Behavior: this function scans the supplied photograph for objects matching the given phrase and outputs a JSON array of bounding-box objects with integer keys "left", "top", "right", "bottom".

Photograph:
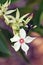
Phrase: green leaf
[
  {"left": 0, "top": 30, "right": 11, "bottom": 56},
  {"left": 40, "top": 12, "right": 43, "bottom": 26},
  {"left": 32, "top": 0, "right": 43, "bottom": 26},
  {"left": 1, "top": 29, "right": 13, "bottom": 40},
  {"left": 0, "top": 0, "right": 18, "bottom": 4},
  {"left": 31, "top": 26, "right": 43, "bottom": 36},
  {"left": 11, "top": 0, "right": 19, "bottom": 3}
]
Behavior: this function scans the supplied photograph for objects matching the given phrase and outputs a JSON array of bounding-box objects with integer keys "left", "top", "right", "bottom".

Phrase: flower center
[{"left": 19, "top": 38, "right": 24, "bottom": 44}]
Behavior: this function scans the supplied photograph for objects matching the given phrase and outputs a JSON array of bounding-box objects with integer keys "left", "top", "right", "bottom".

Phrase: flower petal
[
  {"left": 25, "top": 36, "right": 36, "bottom": 43},
  {"left": 5, "top": 9, "right": 16, "bottom": 15},
  {"left": 16, "top": 8, "right": 20, "bottom": 20},
  {"left": 4, "top": 15, "right": 10, "bottom": 25},
  {"left": 3, "top": 0, "right": 8, "bottom": 7},
  {"left": 26, "top": 13, "right": 33, "bottom": 24},
  {"left": 4, "top": 15, "right": 16, "bottom": 25},
  {"left": 19, "top": 13, "right": 30, "bottom": 23},
  {"left": 10, "top": 34, "right": 20, "bottom": 42},
  {"left": 19, "top": 28, "right": 26, "bottom": 38},
  {"left": 6, "top": 15, "right": 16, "bottom": 23},
  {"left": 21, "top": 43, "right": 29, "bottom": 54},
  {"left": 0, "top": 10, "right": 2, "bottom": 15},
  {"left": 3, "top": 0, "right": 11, "bottom": 7},
  {"left": 12, "top": 42, "right": 20, "bottom": 51}
]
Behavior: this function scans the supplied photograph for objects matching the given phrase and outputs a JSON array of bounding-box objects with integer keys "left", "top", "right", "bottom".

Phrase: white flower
[
  {"left": 10, "top": 28, "right": 36, "bottom": 55},
  {"left": 0, "top": 0, "right": 16, "bottom": 25}
]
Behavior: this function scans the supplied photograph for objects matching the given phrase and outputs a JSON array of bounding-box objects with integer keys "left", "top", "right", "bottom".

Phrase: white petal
[
  {"left": 21, "top": 43, "right": 29, "bottom": 54},
  {"left": 19, "top": 13, "right": 30, "bottom": 23},
  {"left": 3, "top": 0, "right": 11, "bottom": 7},
  {"left": 10, "top": 34, "right": 20, "bottom": 42},
  {"left": 12, "top": 42, "right": 20, "bottom": 51},
  {"left": 19, "top": 28, "right": 26, "bottom": 38},
  {"left": 26, "top": 13, "right": 33, "bottom": 24},
  {"left": 25, "top": 36, "right": 36, "bottom": 43},
  {"left": 4, "top": 15, "right": 9, "bottom": 25},
  {"left": 4, "top": 15, "right": 16, "bottom": 25},
  {"left": 3, "top": 0, "right": 8, "bottom": 7},
  {"left": 6, "top": 15, "right": 16, "bottom": 23},
  {"left": 5, "top": 9, "right": 16, "bottom": 15},
  {"left": 16, "top": 8, "right": 20, "bottom": 20},
  {"left": 0, "top": 10, "right": 2, "bottom": 15}
]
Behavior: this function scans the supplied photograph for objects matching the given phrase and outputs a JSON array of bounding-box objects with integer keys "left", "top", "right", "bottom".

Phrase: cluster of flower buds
[{"left": 0, "top": 0, "right": 36, "bottom": 55}]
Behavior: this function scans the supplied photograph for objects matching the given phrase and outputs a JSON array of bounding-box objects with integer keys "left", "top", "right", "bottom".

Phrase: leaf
[
  {"left": 32, "top": 0, "right": 43, "bottom": 26},
  {"left": 0, "top": 0, "right": 18, "bottom": 4},
  {"left": 0, "top": 30, "right": 11, "bottom": 56},
  {"left": 1, "top": 29, "right": 13, "bottom": 40},
  {"left": 40, "top": 12, "right": 43, "bottom": 26},
  {"left": 11, "top": 0, "right": 19, "bottom": 3},
  {"left": 31, "top": 26, "right": 43, "bottom": 36}
]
